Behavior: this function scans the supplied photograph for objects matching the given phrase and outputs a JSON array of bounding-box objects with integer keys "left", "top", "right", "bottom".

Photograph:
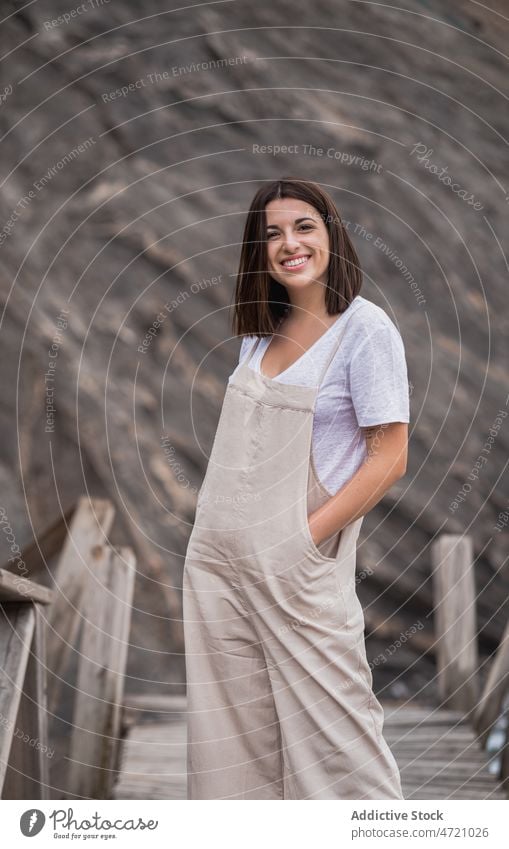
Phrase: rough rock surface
[{"left": 0, "top": 0, "right": 507, "bottom": 713}]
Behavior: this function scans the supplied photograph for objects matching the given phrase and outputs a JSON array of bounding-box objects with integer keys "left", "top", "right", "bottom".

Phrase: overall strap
[
  {"left": 315, "top": 309, "right": 354, "bottom": 389},
  {"left": 243, "top": 309, "right": 287, "bottom": 367},
  {"left": 243, "top": 335, "right": 264, "bottom": 366}
]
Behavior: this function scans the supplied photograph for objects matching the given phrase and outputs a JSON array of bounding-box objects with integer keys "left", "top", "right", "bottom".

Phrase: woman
[{"left": 183, "top": 177, "right": 409, "bottom": 800}]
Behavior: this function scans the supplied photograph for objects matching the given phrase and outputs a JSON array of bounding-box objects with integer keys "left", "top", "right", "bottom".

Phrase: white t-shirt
[{"left": 230, "top": 295, "right": 410, "bottom": 496}]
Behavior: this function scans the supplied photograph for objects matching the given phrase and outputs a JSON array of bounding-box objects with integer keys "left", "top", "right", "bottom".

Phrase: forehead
[{"left": 265, "top": 197, "right": 320, "bottom": 223}]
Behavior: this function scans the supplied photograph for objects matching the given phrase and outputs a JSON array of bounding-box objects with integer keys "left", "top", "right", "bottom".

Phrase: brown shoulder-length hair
[{"left": 232, "top": 177, "right": 363, "bottom": 338}]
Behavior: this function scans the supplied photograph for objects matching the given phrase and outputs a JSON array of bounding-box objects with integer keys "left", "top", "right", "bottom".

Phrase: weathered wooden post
[
  {"left": 1, "top": 499, "right": 137, "bottom": 800},
  {"left": 431, "top": 533, "right": 479, "bottom": 711},
  {"left": 46, "top": 497, "right": 115, "bottom": 713},
  {"left": 473, "top": 618, "right": 509, "bottom": 745},
  {"left": 0, "top": 570, "right": 53, "bottom": 799},
  {"left": 473, "top": 616, "right": 509, "bottom": 795},
  {"left": 66, "top": 544, "right": 136, "bottom": 799},
  {"left": 500, "top": 731, "right": 509, "bottom": 795}
]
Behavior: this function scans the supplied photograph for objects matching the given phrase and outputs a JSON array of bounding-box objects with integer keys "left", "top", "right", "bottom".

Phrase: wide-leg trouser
[{"left": 183, "top": 556, "right": 403, "bottom": 800}]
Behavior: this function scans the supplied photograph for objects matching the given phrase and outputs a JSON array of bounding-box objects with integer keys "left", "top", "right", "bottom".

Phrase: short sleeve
[{"left": 349, "top": 321, "right": 410, "bottom": 427}]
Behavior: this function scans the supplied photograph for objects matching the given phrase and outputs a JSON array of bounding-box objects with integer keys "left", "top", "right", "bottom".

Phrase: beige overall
[{"left": 183, "top": 318, "right": 404, "bottom": 800}]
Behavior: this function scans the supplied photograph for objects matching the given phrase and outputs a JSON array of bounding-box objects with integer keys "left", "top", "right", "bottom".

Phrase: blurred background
[{"left": 0, "top": 0, "right": 508, "bottom": 799}]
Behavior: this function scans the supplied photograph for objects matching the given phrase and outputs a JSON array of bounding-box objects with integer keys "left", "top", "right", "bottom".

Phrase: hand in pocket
[{"left": 307, "top": 510, "right": 324, "bottom": 548}]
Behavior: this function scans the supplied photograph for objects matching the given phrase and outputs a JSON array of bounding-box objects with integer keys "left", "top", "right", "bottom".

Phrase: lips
[{"left": 280, "top": 254, "right": 311, "bottom": 269}]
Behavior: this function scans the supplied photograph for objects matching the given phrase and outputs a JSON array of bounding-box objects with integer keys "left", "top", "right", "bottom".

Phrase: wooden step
[{"left": 111, "top": 698, "right": 507, "bottom": 800}]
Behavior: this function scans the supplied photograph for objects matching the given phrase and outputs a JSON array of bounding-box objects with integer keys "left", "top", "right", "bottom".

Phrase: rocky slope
[{"left": 0, "top": 0, "right": 508, "bottom": 710}]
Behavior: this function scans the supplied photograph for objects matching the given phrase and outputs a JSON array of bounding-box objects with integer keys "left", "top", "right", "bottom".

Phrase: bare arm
[{"left": 308, "top": 421, "right": 408, "bottom": 546}]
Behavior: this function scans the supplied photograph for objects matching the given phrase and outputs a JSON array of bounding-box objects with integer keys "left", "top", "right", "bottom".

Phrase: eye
[{"left": 266, "top": 224, "right": 313, "bottom": 239}]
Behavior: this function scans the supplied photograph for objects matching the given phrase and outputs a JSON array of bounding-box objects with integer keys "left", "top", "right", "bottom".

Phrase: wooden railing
[
  {"left": 0, "top": 571, "right": 52, "bottom": 798},
  {"left": 2, "top": 519, "right": 507, "bottom": 798},
  {"left": 0, "top": 497, "right": 136, "bottom": 799},
  {"left": 431, "top": 533, "right": 509, "bottom": 795}
]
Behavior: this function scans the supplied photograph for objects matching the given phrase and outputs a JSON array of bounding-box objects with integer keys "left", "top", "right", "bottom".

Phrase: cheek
[
  {"left": 307, "top": 232, "right": 327, "bottom": 250},
  {"left": 317, "top": 239, "right": 330, "bottom": 261},
  {"left": 268, "top": 245, "right": 281, "bottom": 267},
  {"left": 309, "top": 240, "right": 329, "bottom": 262}
]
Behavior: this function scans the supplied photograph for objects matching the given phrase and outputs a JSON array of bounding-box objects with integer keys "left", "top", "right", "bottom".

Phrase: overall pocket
[{"left": 303, "top": 513, "right": 342, "bottom": 563}]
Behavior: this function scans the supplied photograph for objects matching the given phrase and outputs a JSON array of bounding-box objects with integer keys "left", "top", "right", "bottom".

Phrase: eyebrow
[{"left": 266, "top": 217, "right": 316, "bottom": 230}]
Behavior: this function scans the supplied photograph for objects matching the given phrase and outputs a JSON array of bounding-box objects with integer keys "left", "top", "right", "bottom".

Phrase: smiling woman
[
  {"left": 233, "top": 176, "right": 362, "bottom": 337},
  {"left": 267, "top": 209, "right": 329, "bottom": 279},
  {"left": 183, "top": 177, "right": 409, "bottom": 801}
]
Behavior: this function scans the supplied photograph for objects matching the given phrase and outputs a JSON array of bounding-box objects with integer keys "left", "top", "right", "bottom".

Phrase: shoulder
[
  {"left": 343, "top": 296, "right": 405, "bottom": 350},
  {"left": 347, "top": 295, "right": 403, "bottom": 334}
]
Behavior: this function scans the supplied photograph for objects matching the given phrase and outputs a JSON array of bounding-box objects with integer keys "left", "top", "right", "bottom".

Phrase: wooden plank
[
  {"left": 110, "top": 698, "right": 508, "bottom": 801},
  {"left": 402, "top": 776, "right": 502, "bottom": 789},
  {"left": 385, "top": 727, "right": 479, "bottom": 739},
  {"left": 112, "top": 717, "right": 187, "bottom": 801},
  {"left": 0, "top": 605, "right": 35, "bottom": 796},
  {"left": 387, "top": 744, "right": 493, "bottom": 758},
  {"left": 0, "top": 569, "right": 53, "bottom": 605},
  {"left": 122, "top": 693, "right": 187, "bottom": 724},
  {"left": 0, "top": 503, "right": 75, "bottom": 581},
  {"left": 66, "top": 545, "right": 136, "bottom": 799},
  {"left": 404, "top": 788, "right": 503, "bottom": 799},
  {"left": 385, "top": 735, "right": 482, "bottom": 747},
  {"left": 2, "top": 605, "right": 50, "bottom": 799},
  {"left": 473, "top": 618, "right": 509, "bottom": 745},
  {"left": 46, "top": 497, "right": 115, "bottom": 713},
  {"left": 386, "top": 728, "right": 474, "bottom": 738},
  {"left": 396, "top": 758, "right": 497, "bottom": 774},
  {"left": 389, "top": 748, "right": 484, "bottom": 761},
  {"left": 500, "top": 730, "right": 509, "bottom": 794},
  {"left": 431, "top": 534, "right": 479, "bottom": 711},
  {"left": 383, "top": 707, "right": 467, "bottom": 721},
  {"left": 123, "top": 693, "right": 187, "bottom": 713},
  {"left": 385, "top": 698, "right": 507, "bottom": 800}
]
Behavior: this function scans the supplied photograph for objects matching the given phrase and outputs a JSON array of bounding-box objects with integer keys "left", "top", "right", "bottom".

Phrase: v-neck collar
[{"left": 258, "top": 297, "right": 360, "bottom": 380}]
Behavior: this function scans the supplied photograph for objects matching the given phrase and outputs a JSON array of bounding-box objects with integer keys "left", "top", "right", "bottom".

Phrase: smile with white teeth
[{"left": 281, "top": 255, "right": 311, "bottom": 268}]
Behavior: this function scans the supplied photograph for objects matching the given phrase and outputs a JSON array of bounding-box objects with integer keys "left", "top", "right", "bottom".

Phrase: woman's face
[{"left": 265, "top": 197, "right": 330, "bottom": 291}]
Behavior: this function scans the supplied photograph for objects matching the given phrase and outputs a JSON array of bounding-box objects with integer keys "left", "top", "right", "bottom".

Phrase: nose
[{"left": 280, "top": 229, "right": 302, "bottom": 253}]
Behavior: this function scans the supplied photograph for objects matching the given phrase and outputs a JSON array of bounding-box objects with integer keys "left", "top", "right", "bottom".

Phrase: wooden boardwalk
[
  {"left": 111, "top": 695, "right": 506, "bottom": 800},
  {"left": 3, "top": 515, "right": 507, "bottom": 801},
  {"left": 112, "top": 695, "right": 187, "bottom": 800},
  {"left": 382, "top": 702, "right": 505, "bottom": 800}
]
